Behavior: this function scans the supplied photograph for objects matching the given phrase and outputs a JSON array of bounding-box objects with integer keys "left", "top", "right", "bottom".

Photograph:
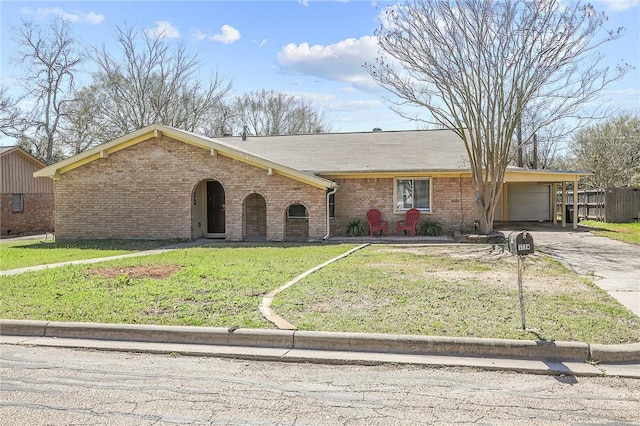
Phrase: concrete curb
[
  {"left": 293, "top": 331, "right": 590, "bottom": 361},
  {"left": 2, "top": 319, "right": 638, "bottom": 363},
  {"left": 590, "top": 342, "right": 640, "bottom": 364}
]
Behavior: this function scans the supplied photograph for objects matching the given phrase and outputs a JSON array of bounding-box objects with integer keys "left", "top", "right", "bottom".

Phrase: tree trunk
[{"left": 476, "top": 201, "right": 495, "bottom": 234}]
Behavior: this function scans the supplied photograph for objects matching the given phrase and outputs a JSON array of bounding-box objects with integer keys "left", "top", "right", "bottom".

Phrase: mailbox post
[{"left": 507, "top": 231, "right": 534, "bottom": 330}]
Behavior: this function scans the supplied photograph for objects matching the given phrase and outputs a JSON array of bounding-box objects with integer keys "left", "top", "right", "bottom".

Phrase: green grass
[
  {"left": 0, "top": 244, "right": 355, "bottom": 328},
  {"left": 1, "top": 243, "right": 638, "bottom": 344},
  {"left": 579, "top": 221, "right": 640, "bottom": 245},
  {"left": 273, "top": 245, "right": 640, "bottom": 344},
  {"left": 0, "top": 239, "right": 176, "bottom": 271}
]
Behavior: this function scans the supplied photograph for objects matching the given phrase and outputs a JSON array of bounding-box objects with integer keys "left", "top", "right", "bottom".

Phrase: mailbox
[{"left": 508, "top": 231, "right": 534, "bottom": 255}]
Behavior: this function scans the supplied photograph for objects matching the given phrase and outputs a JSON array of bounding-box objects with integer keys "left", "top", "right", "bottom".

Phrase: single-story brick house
[
  {"left": 33, "top": 124, "right": 587, "bottom": 241},
  {"left": 1, "top": 146, "right": 54, "bottom": 236}
]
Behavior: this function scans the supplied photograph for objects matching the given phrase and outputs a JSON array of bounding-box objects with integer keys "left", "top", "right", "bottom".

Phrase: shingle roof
[{"left": 221, "top": 129, "right": 470, "bottom": 174}]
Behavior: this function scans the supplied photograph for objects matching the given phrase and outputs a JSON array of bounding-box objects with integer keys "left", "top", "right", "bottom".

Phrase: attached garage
[{"left": 507, "top": 184, "right": 551, "bottom": 221}]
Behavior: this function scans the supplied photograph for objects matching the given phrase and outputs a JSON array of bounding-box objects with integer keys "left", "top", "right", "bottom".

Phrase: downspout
[{"left": 323, "top": 185, "right": 338, "bottom": 241}]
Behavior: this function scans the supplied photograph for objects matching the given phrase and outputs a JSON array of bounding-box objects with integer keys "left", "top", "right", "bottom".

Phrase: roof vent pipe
[
  {"left": 241, "top": 126, "right": 247, "bottom": 141},
  {"left": 372, "top": 127, "right": 382, "bottom": 132}
]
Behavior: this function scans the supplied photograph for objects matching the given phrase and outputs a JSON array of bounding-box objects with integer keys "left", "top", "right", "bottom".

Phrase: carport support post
[
  {"left": 518, "top": 255, "right": 526, "bottom": 330},
  {"left": 552, "top": 183, "right": 558, "bottom": 225},
  {"left": 561, "top": 182, "right": 567, "bottom": 228},
  {"left": 573, "top": 176, "right": 579, "bottom": 229}
]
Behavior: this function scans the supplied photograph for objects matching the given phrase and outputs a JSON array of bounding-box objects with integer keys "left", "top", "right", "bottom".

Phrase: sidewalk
[{"left": 2, "top": 320, "right": 639, "bottom": 378}]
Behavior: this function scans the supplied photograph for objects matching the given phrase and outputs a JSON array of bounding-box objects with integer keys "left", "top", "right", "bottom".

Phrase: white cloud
[
  {"left": 277, "top": 36, "right": 380, "bottom": 90},
  {"left": 193, "top": 24, "right": 241, "bottom": 44},
  {"left": 212, "top": 24, "right": 241, "bottom": 44},
  {"left": 329, "top": 99, "right": 383, "bottom": 111},
  {"left": 23, "top": 7, "right": 104, "bottom": 24},
  {"left": 299, "top": 0, "right": 310, "bottom": 6},
  {"left": 252, "top": 38, "right": 268, "bottom": 47},
  {"left": 192, "top": 29, "right": 208, "bottom": 41},
  {"left": 145, "top": 21, "right": 180, "bottom": 39},
  {"left": 604, "top": 88, "right": 640, "bottom": 96},
  {"left": 594, "top": 0, "right": 640, "bottom": 11}
]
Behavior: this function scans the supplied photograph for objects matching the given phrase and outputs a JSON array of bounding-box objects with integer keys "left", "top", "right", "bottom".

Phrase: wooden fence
[{"left": 557, "top": 188, "right": 640, "bottom": 223}]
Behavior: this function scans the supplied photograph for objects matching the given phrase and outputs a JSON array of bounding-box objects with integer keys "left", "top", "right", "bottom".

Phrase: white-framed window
[
  {"left": 287, "top": 203, "right": 308, "bottom": 219},
  {"left": 395, "top": 178, "right": 431, "bottom": 212},
  {"left": 11, "top": 194, "right": 24, "bottom": 212}
]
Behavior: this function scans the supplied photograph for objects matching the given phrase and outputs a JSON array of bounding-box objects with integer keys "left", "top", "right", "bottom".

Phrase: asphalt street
[{"left": 2, "top": 345, "right": 640, "bottom": 425}]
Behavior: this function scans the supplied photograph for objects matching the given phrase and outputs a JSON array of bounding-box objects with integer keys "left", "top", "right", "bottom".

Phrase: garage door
[{"left": 508, "top": 184, "right": 550, "bottom": 221}]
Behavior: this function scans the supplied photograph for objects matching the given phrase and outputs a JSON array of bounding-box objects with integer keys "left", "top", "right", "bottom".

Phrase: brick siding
[
  {"left": 330, "top": 176, "right": 477, "bottom": 236},
  {"left": 54, "top": 136, "right": 327, "bottom": 241},
  {"left": 1, "top": 193, "right": 54, "bottom": 235}
]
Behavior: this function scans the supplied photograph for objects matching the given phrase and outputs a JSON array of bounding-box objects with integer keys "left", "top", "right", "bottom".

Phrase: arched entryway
[
  {"left": 285, "top": 203, "right": 309, "bottom": 241},
  {"left": 244, "top": 193, "right": 267, "bottom": 241},
  {"left": 192, "top": 180, "right": 226, "bottom": 239}
]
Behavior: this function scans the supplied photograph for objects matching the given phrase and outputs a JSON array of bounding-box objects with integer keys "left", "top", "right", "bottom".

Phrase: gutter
[{"left": 323, "top": 186, "right": 338, "bottom": 241}]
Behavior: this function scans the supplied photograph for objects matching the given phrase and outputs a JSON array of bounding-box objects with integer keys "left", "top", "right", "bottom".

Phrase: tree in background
[
  {"left": 0, "top": 87, "right": 23, "bottom": 138},
  {"left": 571, "top": 113, "right": 640, "bottom": 189},
  {"left": 366, "top": 0, "right": 628, "bottom": 233},
  {"left": 233, "top": 90, "right": 330, "bottom": 136},
  {"left": 58, "top": 84, "right": 121, "bottom": 155},
  {"left": 11, "top": 18, "right": 84, "bottom": 164},
  {"left": 90, "top": 25, "right": 231, "bottom": 135},
  {"left": 511, "top": 107, "right": 573, "bottom": 170}
]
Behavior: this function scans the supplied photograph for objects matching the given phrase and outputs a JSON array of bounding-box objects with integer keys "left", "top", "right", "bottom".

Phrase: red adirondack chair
[
  {"left": 397, "top": 208, "right": 420, "bottom": 236},
  {"left": 367, "top": 209, "right": 389, "bottom": 236}
]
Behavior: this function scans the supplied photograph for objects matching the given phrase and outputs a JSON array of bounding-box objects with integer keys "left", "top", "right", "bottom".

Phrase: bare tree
[
  {"left": 366, "top": 0, "right": 628, "bottom": 233},
  {"left": 58, "top": 84, "right": 121, "bottom": 155},
  {"left": 234, "top": 90, "right": 330, "bottom": 136},
  {"left": 0, "top": 87, "right": 24, "bottom": 138},
  {"left": 512, "top": 109, "right": 572, "bottom": 170},
  {"left": 11, "top": 18, "right": 84, "bottom": 164},
  {"left": 91, "top": 25, "right": 231, "bottom": 134},
  {"left": 571, "top": 113, "right": 640, "bottom": 189},
  {"left": 198, "top": 101, "right": 239, "bottom": 138}
]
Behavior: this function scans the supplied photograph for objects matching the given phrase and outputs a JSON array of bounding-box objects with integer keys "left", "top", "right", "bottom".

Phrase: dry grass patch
[
  {"left": 93, "top": 265, "right": 182, "bottom": 280},
  {"left": 381, "top": 245, "right": 593, "bottom": 295}
]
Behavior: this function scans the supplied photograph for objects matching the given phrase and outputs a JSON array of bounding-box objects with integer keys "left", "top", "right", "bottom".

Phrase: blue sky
[{"left": 1, "top": 0, "right": 639, "bottom": 135}]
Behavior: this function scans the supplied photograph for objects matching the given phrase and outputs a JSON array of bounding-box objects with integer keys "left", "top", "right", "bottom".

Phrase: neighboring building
[
  {"left": 1, "top": 146, "right": 54, "bottom": 236},
  {"left": 34, "top": 124, "right": 587, "bottom": 241}
]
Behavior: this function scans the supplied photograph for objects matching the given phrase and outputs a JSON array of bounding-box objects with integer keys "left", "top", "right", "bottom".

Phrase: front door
[{"left": 206, "top": 181, "right": 225, "bottom": 234}]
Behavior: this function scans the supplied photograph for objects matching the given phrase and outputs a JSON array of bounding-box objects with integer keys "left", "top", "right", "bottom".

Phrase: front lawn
[
  {"left": 1, "top": 243, "right": 638, "bottom": 344},
  {"left": 0, "top": 244, "right": 354, "bottom": 328},
  {"left": 579, "top": 221, "right": 640, "bottom": 245},
  {"left": 0, "top": 239, "right": 176, "bottom": 271},
  {"left": 273, "top": 245, "right": 640, "bottom": 344}
]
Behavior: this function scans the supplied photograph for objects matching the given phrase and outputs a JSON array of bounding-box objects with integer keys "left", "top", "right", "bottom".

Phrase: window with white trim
[
  {"left": 11, "top": 194, "right": 24, "bottom": 212},
  {"left": 395, "top": 178, "right": 430, "bottom": 211}
]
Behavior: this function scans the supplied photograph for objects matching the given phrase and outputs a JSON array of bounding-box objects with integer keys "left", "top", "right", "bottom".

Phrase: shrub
[
  {"left": 417, "top": 219, "right": 443, "bottom": 236},
  {"left": 345, "top": 218, "right": 366, "bottom": 237}
]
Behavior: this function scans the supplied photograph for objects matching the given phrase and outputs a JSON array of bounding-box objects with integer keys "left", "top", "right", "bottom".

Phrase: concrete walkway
[{"left": 498, "top": 224, "right": 640, "bottom": 317}]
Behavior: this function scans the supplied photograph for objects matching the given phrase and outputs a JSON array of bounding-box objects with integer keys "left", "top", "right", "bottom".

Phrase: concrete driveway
[{"left": 498, "top": 223, "right": 640, "bottom": 317}]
